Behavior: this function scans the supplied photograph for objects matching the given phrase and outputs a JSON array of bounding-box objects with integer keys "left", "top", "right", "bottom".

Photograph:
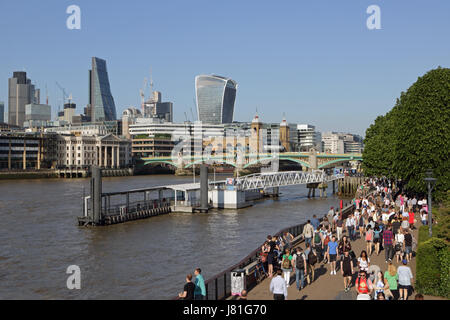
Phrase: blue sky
[{"left": 0, "top": 0, "right": 449, "bottom": 135}]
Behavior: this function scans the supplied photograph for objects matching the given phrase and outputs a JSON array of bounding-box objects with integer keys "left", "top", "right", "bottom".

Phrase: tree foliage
[{"left": 363, "top": 67, "right": 450, "bottom": 201}]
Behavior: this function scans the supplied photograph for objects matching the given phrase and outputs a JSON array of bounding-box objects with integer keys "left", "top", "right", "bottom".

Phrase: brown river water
[{"left": 0, "top": 174, "right": 343, "bottom": 299}]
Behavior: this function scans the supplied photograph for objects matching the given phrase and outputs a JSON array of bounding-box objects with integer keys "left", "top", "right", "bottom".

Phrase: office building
[
  {"left": 195, "top": 75, "right": 237, "bottom": 124},
  {"left": 0, "top": 101, "right": 4, "bottom": 123},
  {"left": 122, "top": 107, "right": 142, "bottom": 139},
  {"left": 322, "top": 132, "right": 364, "bottom": 154},
  {"left": 24, "top": 103, "right": 52, "bottom": 128},
  {"left": 45, "top": 120, "right": 122, "bottom": 137},
  {"left": 0, "top": 132, "right": 58, "bottom": 170},
  {"left": 129, "top": 118, "right": 225, "bottom": 142},
  {"left": 56, "top": 133, "right": 131, "bottom": 169},
  {"left": 295, "top": 124, "right": 322, "bottom": 152},
  {"left": 8, "top": 71, "right": 39, "bottom": 127},
  {"left": 87, "top": 57, "right": 117, "bottom": 122},
  {"left": 143, "top": 91, "right": 173, "bottom": 122}
]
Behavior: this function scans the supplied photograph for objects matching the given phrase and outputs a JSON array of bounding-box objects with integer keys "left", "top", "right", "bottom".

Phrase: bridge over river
[{"left": 139, "top": 152, "right": 362, "bottom": 170}]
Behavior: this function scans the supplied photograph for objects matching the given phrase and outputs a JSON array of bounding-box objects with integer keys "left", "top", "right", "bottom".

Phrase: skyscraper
[
  {"left": 0, "top": 102, "right": 4, "bottom": 123},
  {"left": 195, "top": 75, "right": 237, "bottom": 124},
  {"left": 87, "top": 57, "right": 117, "bottom": 122},
  {"left": 8, "top": 71, "right": 38, "bottom": 127}
]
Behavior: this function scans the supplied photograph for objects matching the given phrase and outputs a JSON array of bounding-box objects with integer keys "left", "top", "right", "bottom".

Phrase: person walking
[
  {"left": 373, "top": 226, "right": 382, "bottom": 255},
  {"left": 327, "top": 236, "right": 338, "bottom": 275},
  {"left": 365, "top": 226, "right": 374, "bottom": 256},
  {"left": 395, "top": 228, "right": 405, "bottom": 263},
  {"left": 403, "top": 229, "right": 413, "bottom": 263},
  {"left": 178, "top": 274, "right": 195, "bottom": 300},
  {"left": 305, "top": 243, "right": 318, "bottom": 284},
  {"left": 358, "top": 210, "right": 366, "bottom": 239},
  {"left": 336, "top": 213, "right": 344, "bottom": 241},
  {"left": 322, "top": 226, "right": 332, "bottom": 264},
  {"left": 408, "top": 209, "right": 416, "bottom": 230},
  {"left": 346, "top": 214, "right": 356, "bottom": 241},
  {"left": 313, "top": 226, "right": 323, "bottom": 262},
  {"left": 194, "top": 268, "right": 206, "bottom": 300},
  {"left": 270, "top": 269, "right": 288, "bottom": 300},
  {"left": 338, "top": 236, "right": 352, "bottom": 262},
  {"left": 397, "top": 259, "right": 414, "bottom": 300},
  {"left": 327, "top": 207, "right": 335, "bottom": 231},
  {"left": 355, "top": 271, "right": 373, "bottom": 297},
  {"left": 340, "top": 250, "right": 354, "bottom": 292},
  {"left": 267, "top": 235, "right": 279, "bottom": 278},
  {"left": 281, "top": 248, "right": 293, "bottom": 287},
  {"left": 293, "top": 247, "right": 307, "bottom": 291},
  {"left": 282, "top": 231, "right": 294, "bottom": 251},
  {"left": 382, "top": 225, "right": 394, "bottom": 263},
  {"left": 311, "top": 215, "right": 320, "bottom": 231},
  {"left": 357, "top": 250, "right": 370, "bottom": 273},
  {"left": 384, "top": 263, "right": 399, "bottom": 300},
  {"left": 302, "top": 220, "right": 314, "bottom": 247}
]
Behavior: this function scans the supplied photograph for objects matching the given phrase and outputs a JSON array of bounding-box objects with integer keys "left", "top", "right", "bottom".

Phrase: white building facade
[{"left": 56, "top": 133, "right": 131, "bottom": 168}]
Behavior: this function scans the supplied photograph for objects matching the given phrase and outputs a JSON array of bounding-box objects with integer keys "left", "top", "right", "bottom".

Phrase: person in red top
[
  {"left": 355, "top": 271, "right": 373, "bottom": 296},
  {"left": 408, "top": 210, "right": 415, "bottom": 230}
]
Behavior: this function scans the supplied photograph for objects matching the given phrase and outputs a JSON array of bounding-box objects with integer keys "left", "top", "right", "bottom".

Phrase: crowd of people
[
  {"left": 178, "top": 177, "right": 429, "bottom": 301},
  {"left": 267, "top": 177, "right": 428, "bottom": 300}
]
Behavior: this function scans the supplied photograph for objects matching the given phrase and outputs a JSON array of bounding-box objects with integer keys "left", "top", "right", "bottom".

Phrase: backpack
[
  {"left": 296, "top": 253, "right": 305, "bottom": 269},
  {"left": 314, "top": 232, "right": 321, "bottom": 244},
  {"left": 282, "top": 256, "right": 291, "bottom": 269},
  {"left": 324, "top": 235, "right": 330, "bottom": 246},
  {"left": 308, "top": 251, "right": 317, "bottom": 265}
]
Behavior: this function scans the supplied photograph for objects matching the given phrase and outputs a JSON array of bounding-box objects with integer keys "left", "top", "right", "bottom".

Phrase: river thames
[{"left": 0, "top": 174, "right": 343, "bottom": 299}]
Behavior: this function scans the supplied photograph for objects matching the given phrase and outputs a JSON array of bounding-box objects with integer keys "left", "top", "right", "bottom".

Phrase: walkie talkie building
[{"left": 195, "top": 75, "right": 237, "bottom": 124}]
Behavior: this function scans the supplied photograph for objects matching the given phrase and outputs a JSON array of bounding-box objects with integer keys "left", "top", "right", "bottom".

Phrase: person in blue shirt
[
  {"left": 327, "top": 236, "right": 339, "bottom": 275},
  {"left": 194, "top": 268, "right": 206, "bottom": 300},
  {"left": 311, "top": 215, "right": 320, "bottom": 231}
]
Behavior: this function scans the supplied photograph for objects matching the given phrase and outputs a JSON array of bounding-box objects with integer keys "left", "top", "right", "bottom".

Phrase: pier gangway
[{"left": 234, "top": 170, "right": 344, "bottom": 191}]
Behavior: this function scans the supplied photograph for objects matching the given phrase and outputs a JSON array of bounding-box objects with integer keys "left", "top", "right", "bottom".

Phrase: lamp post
[{"left": 424, "top": 169, "right": 437, "bottom": 237}]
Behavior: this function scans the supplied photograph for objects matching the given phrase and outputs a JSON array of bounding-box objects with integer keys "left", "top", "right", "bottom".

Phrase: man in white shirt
[
  {"left": 270, "top": 269, "right": 288, "bottom": 300},
  {"left": 397, "top": 259, "right": 414, "bottom": 300}
]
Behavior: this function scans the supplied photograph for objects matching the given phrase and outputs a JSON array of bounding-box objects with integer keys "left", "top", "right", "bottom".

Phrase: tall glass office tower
[
  {"left": 89, "top": 57, "right": 117, "bottom": 122},
  {"left": 195, "top": 75, "right": 237, "bottom": 124}
]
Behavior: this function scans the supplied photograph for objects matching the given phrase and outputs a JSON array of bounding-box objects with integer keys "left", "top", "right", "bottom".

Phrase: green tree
[{"left": 363, "top": 67, "right": 450, "bottom": 200}]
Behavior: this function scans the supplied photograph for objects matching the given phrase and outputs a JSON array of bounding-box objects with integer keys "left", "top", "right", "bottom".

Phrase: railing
[
  {"left": 234, "top": 170, "right": 344, "bottom": 191},
  {"left": 102, "top": 199, "right": 170, "bottom": 216}
]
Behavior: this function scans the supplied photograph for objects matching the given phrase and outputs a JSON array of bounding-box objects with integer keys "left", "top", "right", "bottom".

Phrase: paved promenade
[{"left": 247, "top": 218, "right": 420, "bottom": 300}]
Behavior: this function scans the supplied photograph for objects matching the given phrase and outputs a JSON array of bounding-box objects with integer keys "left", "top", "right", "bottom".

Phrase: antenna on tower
[{"left": 45, "top": 84, "right": 49, "bottom": 105}]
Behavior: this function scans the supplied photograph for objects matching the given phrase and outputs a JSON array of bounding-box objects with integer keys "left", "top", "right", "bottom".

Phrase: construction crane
[
  {"left": 55, "top": 81, "right": 69, "bottom": 106},
  {"left": 140, "top": 77, "right": 147, "bottom": 114},
  {"left": 149, "top": 68, "right": 154, "bottom": 96}
]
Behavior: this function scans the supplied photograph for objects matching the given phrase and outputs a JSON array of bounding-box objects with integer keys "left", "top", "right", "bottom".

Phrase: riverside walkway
[{"left": 247, "top": 215, "right": 420, "bottom": 300}]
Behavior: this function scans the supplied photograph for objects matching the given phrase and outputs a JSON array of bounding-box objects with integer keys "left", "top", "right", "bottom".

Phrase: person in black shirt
[
  {"left": 392, "top": 215, "right": 401, "bottom": 234},
  {"left": 267, "top": 236, "right": 279, "bottom": 278},
  {"left": 179, "top": 274, "right": 195, "bottom": 300},
  {"left": 404, "top": 230, "right": 413, "bottom": 262}
]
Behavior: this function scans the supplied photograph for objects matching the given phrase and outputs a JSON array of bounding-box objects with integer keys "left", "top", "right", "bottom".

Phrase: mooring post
[
  {"left": 91, "top": 166, "right": 102, "bottom": 225},
  {"left": 200, "top": 164, "right": 209, "bottom": 212}
]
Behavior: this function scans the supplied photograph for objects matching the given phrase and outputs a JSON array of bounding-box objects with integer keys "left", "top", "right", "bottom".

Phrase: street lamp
[{"left": 424, "top": 169, "right": 437, "bottom": 237}]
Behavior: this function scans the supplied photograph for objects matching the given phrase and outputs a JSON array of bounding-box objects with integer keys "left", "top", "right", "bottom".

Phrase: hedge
[{"left": 416, "top": 235, "right": 449, "bottom": 298}]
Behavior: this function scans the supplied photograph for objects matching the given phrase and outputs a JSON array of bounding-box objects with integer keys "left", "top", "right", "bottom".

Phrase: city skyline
[{"left": 1, "top": 1, "right": 449, "bottom": 135}]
